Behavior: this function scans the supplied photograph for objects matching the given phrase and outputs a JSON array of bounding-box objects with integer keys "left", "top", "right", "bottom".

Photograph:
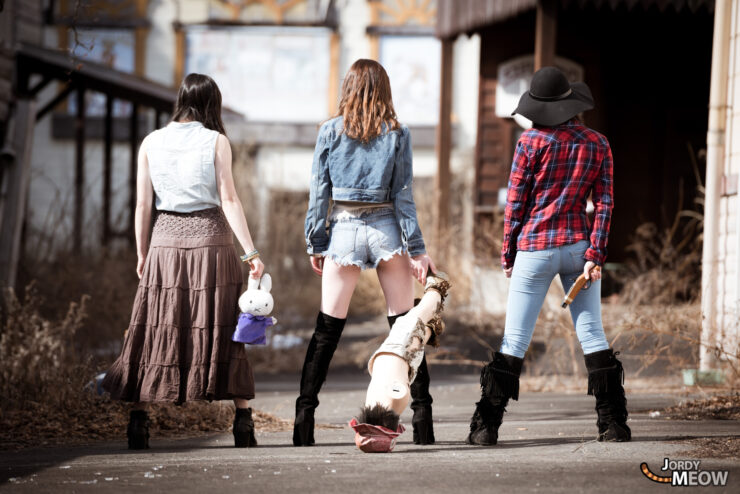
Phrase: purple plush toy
[{"left": 233, "top": 273, "right": 277, "bottom": 345}]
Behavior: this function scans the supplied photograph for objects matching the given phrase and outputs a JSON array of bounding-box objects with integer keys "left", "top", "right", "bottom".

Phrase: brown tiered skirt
[{"left": 102, "top": 207, "right": 255, "bottom": 403}]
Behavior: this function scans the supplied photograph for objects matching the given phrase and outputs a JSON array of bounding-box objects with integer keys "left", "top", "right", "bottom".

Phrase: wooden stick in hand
[{"left": 562, "top": 266, "right": 601, "bottom": 308}]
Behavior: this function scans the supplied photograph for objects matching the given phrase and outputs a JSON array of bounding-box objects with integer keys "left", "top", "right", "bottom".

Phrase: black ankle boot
[
  {"left": 388, "top": 311, "right": 435, "bottom": 445},
  {"left": 584, "top": 349, "right": 631, "bottom": 442},
  {"left": 467, "top": 352, "right": 522, "bottom": 446},
  {"left": 127, "top": 410, "right": 150, "bottom": 450},
  {"left": 233, "top": 408, "right": 257, "bottom": 447},
  {"left": 293, "top": 312, "right": 346, "bottom": 446}
]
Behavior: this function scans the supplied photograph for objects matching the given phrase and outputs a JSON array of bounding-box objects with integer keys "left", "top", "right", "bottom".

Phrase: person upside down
[{"left": 351, "top": 271, "right": 450, "bottom": 453}]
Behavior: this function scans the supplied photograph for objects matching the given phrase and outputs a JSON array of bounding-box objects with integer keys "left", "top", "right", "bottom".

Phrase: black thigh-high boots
[
  {"left": 467, "top": 352, "right": 523, "bottom": 446},
  {"left": 584, "top": 349, "right": 631, "bottom": 442},
  {"left": 293, "top": 312, "right": 346, "bottom": 446},
  {"left": 387, "top": 311, "right": 435, "bottom": 445}
]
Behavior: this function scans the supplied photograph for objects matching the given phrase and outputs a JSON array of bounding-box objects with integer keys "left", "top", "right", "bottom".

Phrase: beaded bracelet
[{"left": 240, "top": 250, "right": 259, "bottom": 263}]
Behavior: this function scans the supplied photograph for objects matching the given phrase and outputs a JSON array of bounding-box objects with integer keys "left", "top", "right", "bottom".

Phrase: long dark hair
[
  {"left": 171, "top": 73, "right": 226, "bottom": 135},
  {"left": 333, "top": 59, "right": 400, "bottom": 143}
]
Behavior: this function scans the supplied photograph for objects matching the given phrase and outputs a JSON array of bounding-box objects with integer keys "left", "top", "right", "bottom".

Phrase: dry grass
[
  {"left": 661, "top": 394, "right": 740, "bottom": 421},
  {"left": 0, "top": 282, "right": 292, "bottom": 451},
  {"left": 613, "top": 220, "right": 702, "bottom": 305},
  {"left": 667, "top": 394, "right": 740, "bottom": 459},
  {"left": 614, "top": 146, "right": 704, "bottom": 306},
  {"left": 676, "top": 437, "right": 740, "bottom": 459},
  {"left": 0, "top": 284, "right": 90, "bottom": 410},
  {"left": 16, "top": 251, "right": 140, "bottom": 358}
]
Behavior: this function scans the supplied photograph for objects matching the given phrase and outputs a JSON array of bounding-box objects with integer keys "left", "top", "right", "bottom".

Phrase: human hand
[
  {"left": 503, "top": 266, "right": 513, "bottom": 278},
  {"left": 410, "top": 253, "right": 437, "bottom": 285},
  {"left": 584, "top": 261, "right": 602, "bottom": 281},
  {"left": 136, "top": 255, "right": 146, "bottom": 279},
  {"left": 310, "top": 255, "right": 324, "bottom": 276},
  {"left": 249, "top": 257, "right": 265, "bottom": 279}
]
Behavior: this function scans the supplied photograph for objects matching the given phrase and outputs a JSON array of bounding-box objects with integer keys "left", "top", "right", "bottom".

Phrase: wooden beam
[
  {"left": 74, "top": 86, "right": 85, "bottom": 251},
  {"left": 135, "top": 0, "right": 149, "bottom": 77},
  {"left": 53, "top": 16, "right": 151, "bottom": 28},
  {"left": 102, "top": 95, "right": 113, "bottom": 246},
  {"left": 128, "top": 104, "right": 139, "bottom": 244},
  {"left": 328, "top": 31, "right": 340, "bottom": 116},
  {"left": 534, "top": 0, "right": 557, "bottom": 70},
  {"left": 135, "top": 27, "right": 148, "bottom": 77},
  {"left": 27, "top": 74, "right": 54, "bottom": 97},
  {"left": 35, "top": 81, "right": 75, "bottom": 120},
  {"left": 56, "top": 20, "right": 68, "bottom": 113},
  {"left": 434, "top": 38, "right": 453, "bottom": 253},
  {"left": 369, "top": 36, "right": 379, "bottom": 61},
  {"left": 0, "top": 99, "right": 36, "bottom": 290},
  {"left": 368, "top": 3, "right": 380, "bottom": 61},
  {"left": 173, "top": 22, "right": 185, "bottom": 87}
]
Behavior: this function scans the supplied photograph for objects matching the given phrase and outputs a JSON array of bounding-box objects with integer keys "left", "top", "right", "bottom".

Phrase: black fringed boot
[
  {"left": 466, "top": 352, "right": 523, "bottom": 446},
  {"left": 127, "top": 410, "right": 150, "bottom": 450},
  {"left": 233, "top": 408, "right": 258, "bottom": 448},
  {"left": 388, "top": 311, "right": 435, "bottom": 445},
  {"left": 584, "top": 349, "right": 631, "bottom": 442},
  {"left": 293, "top": 312, "right": 346, "bottom": 446}
]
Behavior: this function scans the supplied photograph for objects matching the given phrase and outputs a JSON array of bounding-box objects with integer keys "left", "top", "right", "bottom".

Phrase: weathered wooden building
[
  {"left": 434, "top": 0, "right": 740, "bottom": 372},
  {"left": 0, "top": 0, "right": 178, "bottom": 289},
  {"left": 435, "top": 0, "right": 714, "bottom": 263},
  {"left": 0, "top": 0, "right": 46, "bottom": 290}
]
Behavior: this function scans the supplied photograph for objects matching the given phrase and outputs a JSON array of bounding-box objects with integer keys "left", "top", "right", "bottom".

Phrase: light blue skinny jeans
[{"left": 500, "top": 240, "right": 610, "bottom": 358}]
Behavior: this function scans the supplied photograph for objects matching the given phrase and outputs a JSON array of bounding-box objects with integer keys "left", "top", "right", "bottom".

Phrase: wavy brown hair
[
  {"left": 334, "top": 59, "right": 400, "bottom": 143},
  {"left": 171, "top": 73, "right": 226, "bottom": 135}
]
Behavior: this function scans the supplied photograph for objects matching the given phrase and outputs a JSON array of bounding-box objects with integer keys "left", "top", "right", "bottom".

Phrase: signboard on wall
[
  {"left": 379, "top": 35, "right": 440, "bottom": 126},
  {"left": 186, "top": 26, "right": 331, "bottom": 122},
  {"left": 496, "top": 55, "right": 584, "bottom": 128}
]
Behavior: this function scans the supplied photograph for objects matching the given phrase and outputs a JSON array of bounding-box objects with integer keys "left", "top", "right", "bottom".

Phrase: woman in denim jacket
[{"left": 294, "top": 59, "right": 437, "bottom": 446}]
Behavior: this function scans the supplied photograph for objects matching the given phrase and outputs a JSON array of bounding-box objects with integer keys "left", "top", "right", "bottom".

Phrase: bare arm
[
  {"left": 135, "top": 139, "right": 153, "bottom": 278},
  {"left": 214, "top": 134, "right": 263, "bottom": 279}
]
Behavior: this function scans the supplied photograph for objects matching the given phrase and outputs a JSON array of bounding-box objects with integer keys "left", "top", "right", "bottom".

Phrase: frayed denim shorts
[{"left": 323, "top": 207, "right": 404, "bottom": 270}]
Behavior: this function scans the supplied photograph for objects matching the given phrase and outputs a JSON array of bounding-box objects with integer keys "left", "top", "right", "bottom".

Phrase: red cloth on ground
[{"left": 349, "top": 418, "right": 405, "bottom": 453}]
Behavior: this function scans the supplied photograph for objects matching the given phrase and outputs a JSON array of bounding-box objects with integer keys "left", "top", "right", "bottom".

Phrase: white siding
[{"left": 710, "top": 0, "right": 740, "bottom": 360}]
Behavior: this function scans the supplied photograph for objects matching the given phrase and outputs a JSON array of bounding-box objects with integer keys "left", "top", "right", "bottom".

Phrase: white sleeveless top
[{"left": 145, "top": 121, "right": 221, "bottom": 213}]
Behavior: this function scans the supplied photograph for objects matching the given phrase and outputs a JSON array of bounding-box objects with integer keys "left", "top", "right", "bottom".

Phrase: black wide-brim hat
[{"left": 512, "top": 66, "right": 594, "bottom": 126}]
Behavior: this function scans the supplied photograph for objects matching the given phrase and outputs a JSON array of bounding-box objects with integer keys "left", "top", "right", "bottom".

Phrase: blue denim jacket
[{"left": 304, "top": 117, "right": 426, "bottom": 257}]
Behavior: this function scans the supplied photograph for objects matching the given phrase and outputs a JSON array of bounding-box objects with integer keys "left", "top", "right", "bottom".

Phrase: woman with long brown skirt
[{"left": 102, "top": 73, "right": 264, "bottom": 449}]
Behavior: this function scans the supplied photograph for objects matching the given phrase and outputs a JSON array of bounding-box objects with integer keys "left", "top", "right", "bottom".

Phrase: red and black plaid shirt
[{"left": 502, "top": 120, "right": 614, "bottom": 269}]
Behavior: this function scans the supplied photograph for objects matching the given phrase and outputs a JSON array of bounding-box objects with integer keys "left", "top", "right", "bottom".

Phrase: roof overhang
[
  {"left": 15, "top": 43, "right": 242, "bottom": 118},
  {"left": 436, "top": 0, "right": 715, "bottom": 39}
]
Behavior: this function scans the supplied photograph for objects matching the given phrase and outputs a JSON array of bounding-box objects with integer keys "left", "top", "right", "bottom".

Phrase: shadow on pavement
[{"left": 0, "top": 433, "right": 224, "bottom": 483}]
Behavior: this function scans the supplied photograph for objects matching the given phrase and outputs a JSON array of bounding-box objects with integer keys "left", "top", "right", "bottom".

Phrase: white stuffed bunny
[{"left": 233, "top": 273, "right": 277, "bottom": 344}]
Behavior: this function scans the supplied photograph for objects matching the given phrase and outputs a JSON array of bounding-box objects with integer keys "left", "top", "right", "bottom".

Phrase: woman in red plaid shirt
[{"left": 466, "top": 67, "right": 630, "bottom": 446}]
